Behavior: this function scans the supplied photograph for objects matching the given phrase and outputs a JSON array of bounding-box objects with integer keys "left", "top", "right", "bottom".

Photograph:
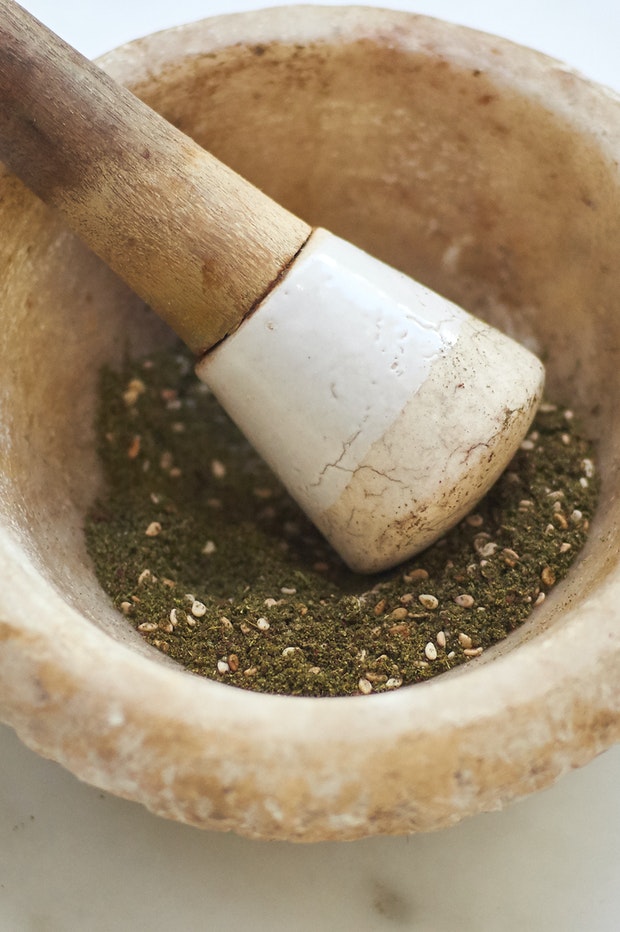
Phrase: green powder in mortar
[{"left": 85, "top": 341, "right": 599, "bottom": 697}]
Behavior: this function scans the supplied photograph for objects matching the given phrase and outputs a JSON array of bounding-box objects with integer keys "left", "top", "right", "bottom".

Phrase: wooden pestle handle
[{"left": 0, "top": 0, "right": 312, "bottom": 354}]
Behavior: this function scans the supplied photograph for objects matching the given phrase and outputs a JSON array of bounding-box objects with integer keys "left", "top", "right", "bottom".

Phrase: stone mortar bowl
[{"left": 1, "top": 6, "right": 619, "bottom": 843}]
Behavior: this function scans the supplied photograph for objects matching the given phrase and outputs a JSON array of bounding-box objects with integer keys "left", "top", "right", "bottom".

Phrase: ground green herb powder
[{"left": 85, "top": 341, "right": 599, "bottom": 697}]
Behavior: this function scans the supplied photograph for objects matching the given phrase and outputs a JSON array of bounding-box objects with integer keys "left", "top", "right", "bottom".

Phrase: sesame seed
[
  {"left": 389, "top": 607, "right": 409, "bottom": 620},
  {"left": 501, "top": 548, "right": 520, "bottom": 567},
  {"left": 454, "top": 593, "right": 474, "bottom": 608},
  {"left": 137, "top": 621, "right": 158, "bottom": 632},
  {"left": 582, "top": 458, "right": 595, "bottom": 478},
  {"left": 385, "top": 677, "right": 403, "bottom": 689},
  {"left": 127, "top": 435, "right": 141, "bottom": 459},
  {"left": 358, "top": 677, "right": 373, "bottom": 695},
  {"left": 145, "top": 521, "right": 162, "bottom": 537},
  {"left": 211, "top": 459, "right": 227, "bottom": 479},
  {"left": 466, "top": 513, "right": 484, "bottom": 527},
  {"left": 458, "top": 632, "right": 473, "bottom": 649},
  {"left": 541, "top": 566, "right": 556, "bottom": 586},
  {"left": 437, "top": 631, "right": 447, "bottom": 649},
  {"left": 363, "top": 672, "right": 385, "bottom": 685},
  {"left": 464, "top": 647, "right": 483, "bottom": 658},
  {"left": 424, "top": 641, "right": 438, "bottom": 661},
  {"left": 256, "top": 617, "right": 270, "bottom": 631},
  {"left": 473, "top": 533, "right": 494, "bottom": 556},
  {"left": 122, "top": 378, "right": 146, "bottom": 406},
  {"left": 281, "top": 587, "right": 297, "bottom": 595},
  {"left": 403, "top": 568, "right": 429, "bottom": 583},
  {"left": 217, "top": 659, "right": 230, "bottom": 674},
  {"left": 191, "top": 600, "right": 207, "bottom": 617},
  {"left": 419, "top": 594, "right": 439, "bottom": 610},
  {"left": 202, "top": 540, "right": 217, "bottom": 555}
]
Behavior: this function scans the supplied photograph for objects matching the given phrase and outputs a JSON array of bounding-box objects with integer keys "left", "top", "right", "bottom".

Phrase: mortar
[{"left": 1, "top": 5, "right": 619, "bottom": 842}]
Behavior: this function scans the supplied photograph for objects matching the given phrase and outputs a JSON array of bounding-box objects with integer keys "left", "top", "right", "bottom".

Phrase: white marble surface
[{"left": 2, "top": 2, "right": 620, "bottom": 930}]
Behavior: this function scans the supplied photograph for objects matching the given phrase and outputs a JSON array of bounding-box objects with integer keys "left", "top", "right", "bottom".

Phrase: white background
[{"left": 2, "top": 2, "right": 620, "bottom": 930}]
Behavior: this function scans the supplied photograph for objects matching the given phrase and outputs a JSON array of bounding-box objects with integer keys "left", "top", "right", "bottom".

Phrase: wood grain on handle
[{"left": 0, "top": 0, "right": 312, "bottom": 353}]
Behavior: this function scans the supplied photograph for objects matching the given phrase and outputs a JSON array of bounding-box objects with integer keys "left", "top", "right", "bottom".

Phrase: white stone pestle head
[{"left": 198, "top": 229, "right": 544, "bottom": 574}]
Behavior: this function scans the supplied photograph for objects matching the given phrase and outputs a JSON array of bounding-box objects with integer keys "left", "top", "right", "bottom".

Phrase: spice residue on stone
[{"left": 85, "top": 342, "right": 599, "bottom": 697}]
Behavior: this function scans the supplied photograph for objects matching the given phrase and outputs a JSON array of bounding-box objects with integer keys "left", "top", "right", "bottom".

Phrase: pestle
[{"left": 0, "top": 1, "right": 544, "bottom": 574}]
